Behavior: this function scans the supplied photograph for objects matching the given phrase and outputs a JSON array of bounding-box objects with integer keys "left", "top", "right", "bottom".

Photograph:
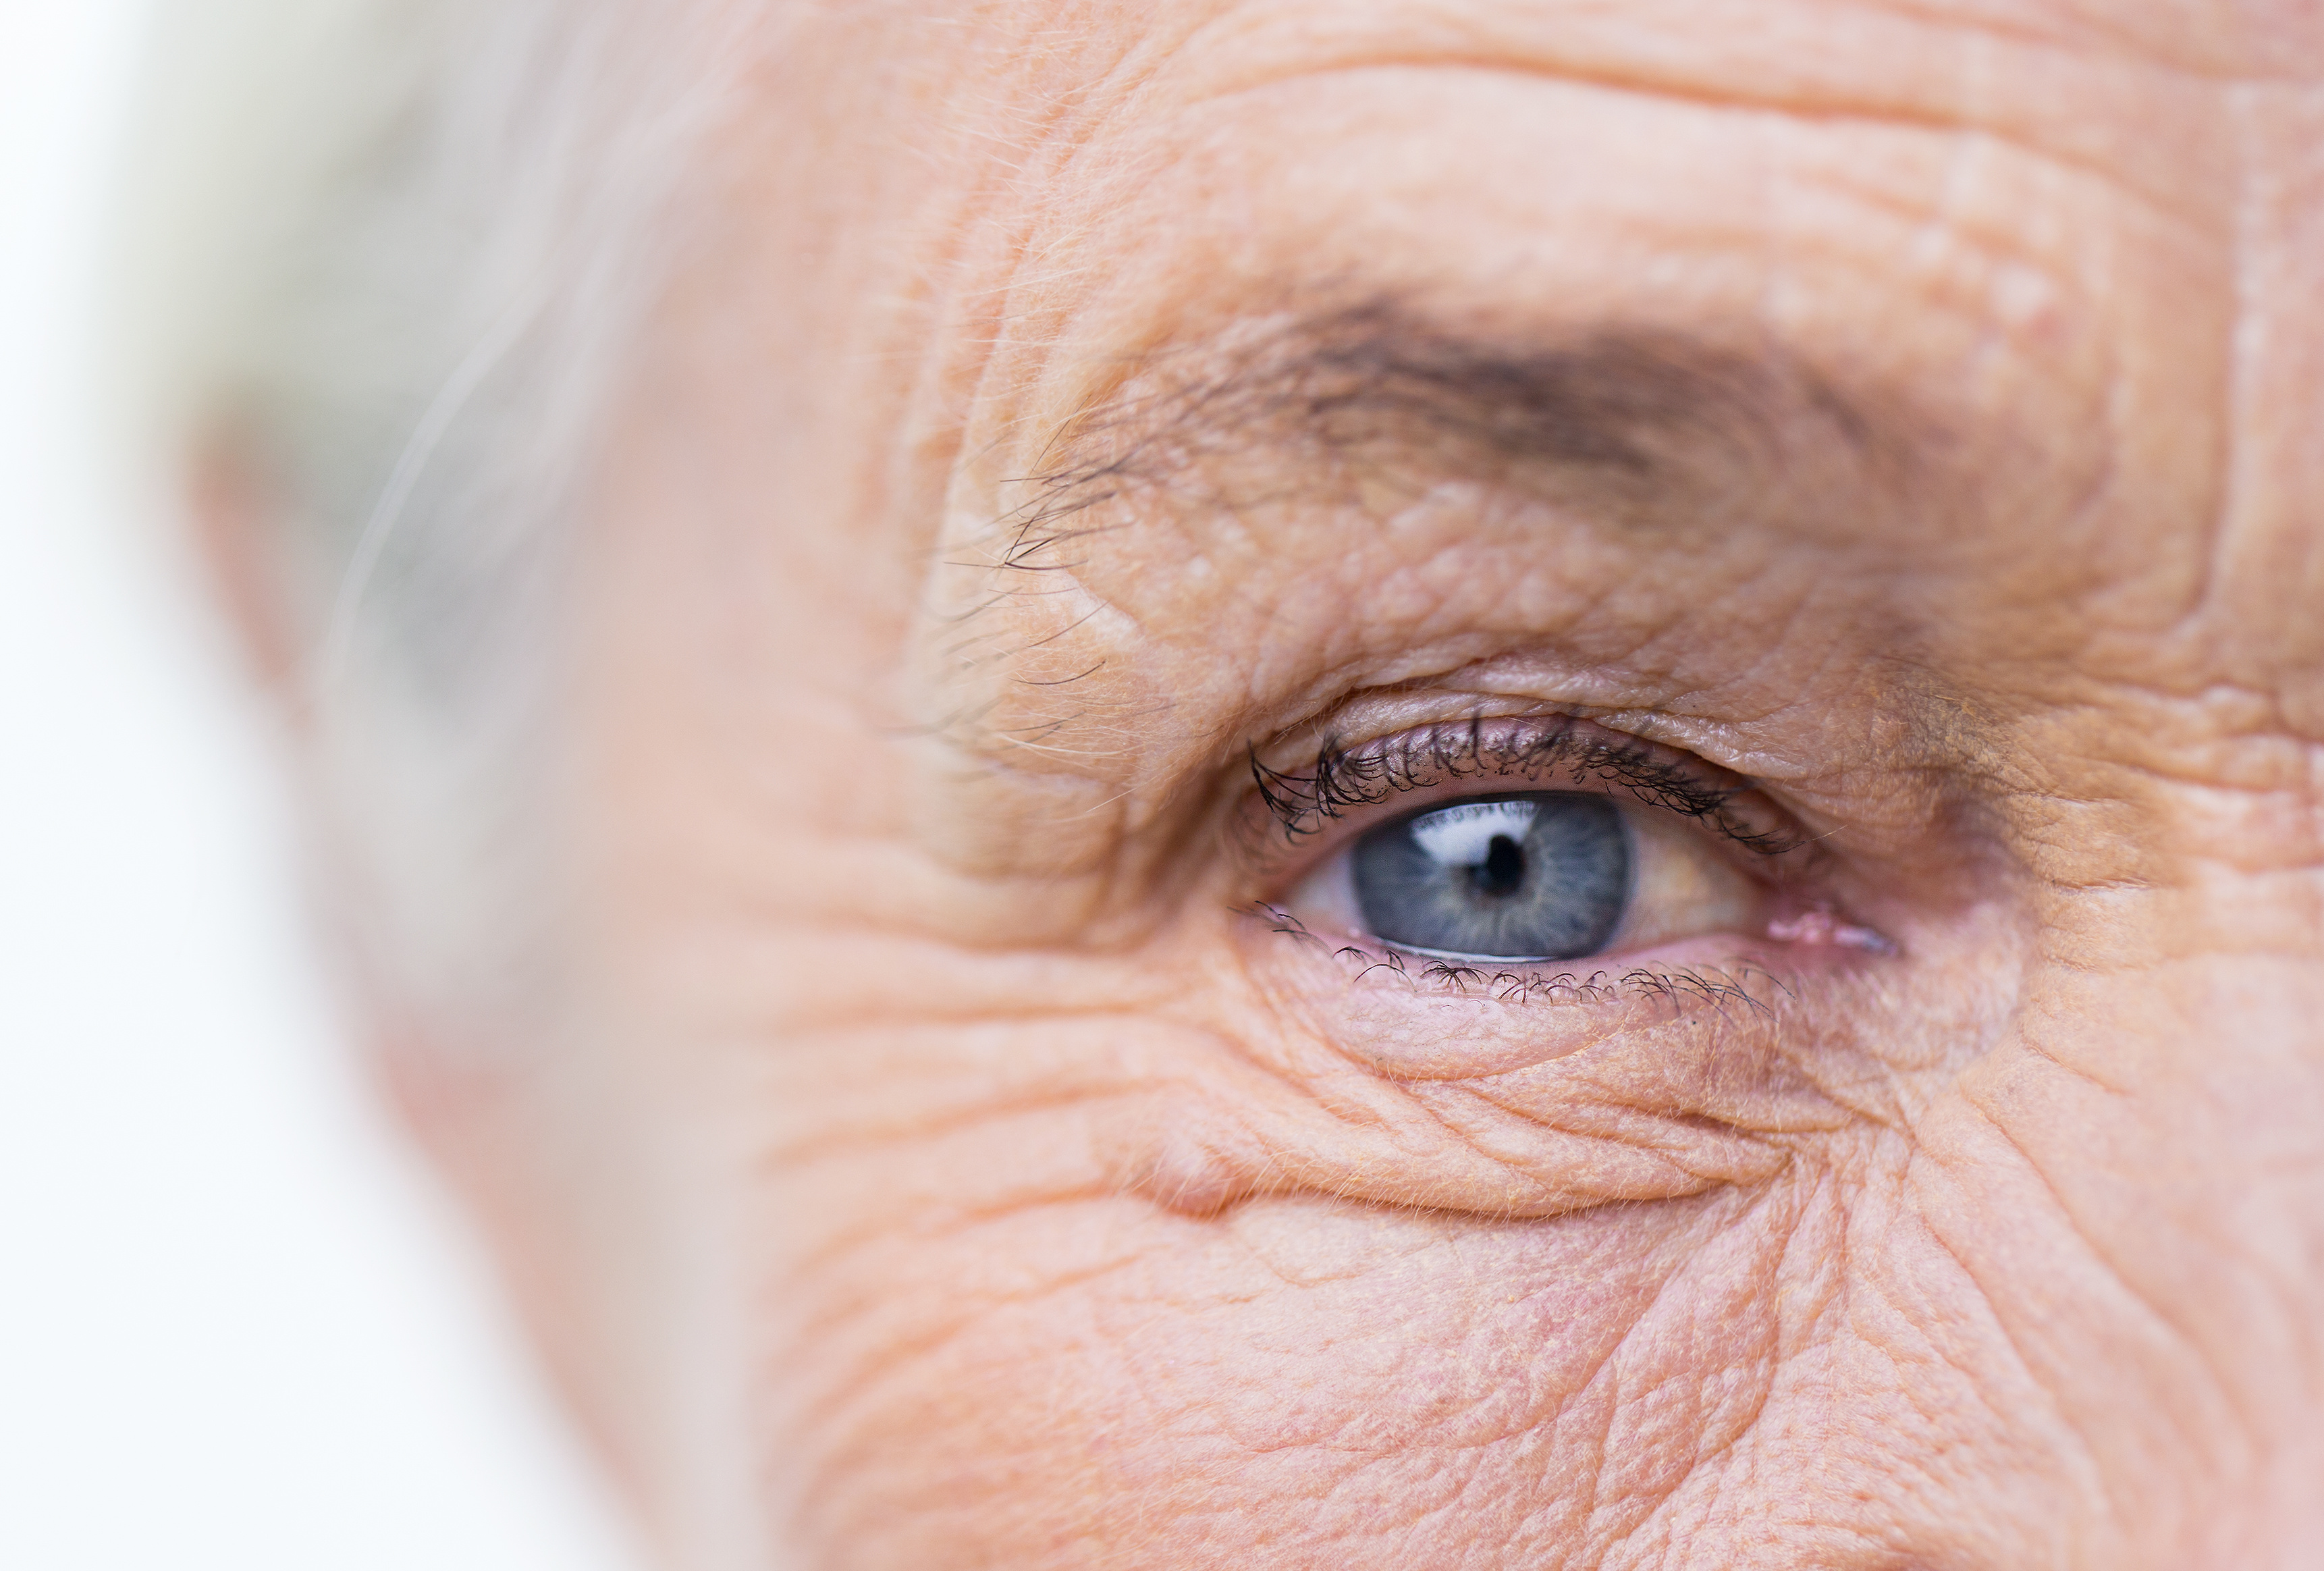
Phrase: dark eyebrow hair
[{"left": 1003, "top": 301, "right": 1901, "bottom": 562}]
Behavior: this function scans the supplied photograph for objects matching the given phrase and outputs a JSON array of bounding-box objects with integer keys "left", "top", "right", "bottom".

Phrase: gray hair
[{"left": 122, "top": 0, "right": 767, "bottom": 1016}]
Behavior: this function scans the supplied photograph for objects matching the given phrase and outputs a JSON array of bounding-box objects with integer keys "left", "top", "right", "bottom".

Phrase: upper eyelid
[{"left": 1243, "top": 712, "right": 1806, "bottom": 859}]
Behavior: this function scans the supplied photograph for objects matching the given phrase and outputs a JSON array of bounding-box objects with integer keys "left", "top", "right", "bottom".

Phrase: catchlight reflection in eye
[
  {"left": 1289, "top": 790, "right": 1764, "bottom": 963},
  {"left": 1354, "top": 794, "right": 1628, "bottom": 959}
]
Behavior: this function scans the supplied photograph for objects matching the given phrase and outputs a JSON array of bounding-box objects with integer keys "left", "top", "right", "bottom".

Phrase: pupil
[
  {"left": 1349, "top": 791, "right": 1631, "bottom": 961},
  {"left": 1474, "top": 833, "right": 1526, "bottom": 898}
]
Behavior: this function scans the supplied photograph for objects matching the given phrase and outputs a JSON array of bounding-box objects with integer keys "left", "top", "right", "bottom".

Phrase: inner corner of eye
[{"left": 1276, "top": 790, "right": 1760, "bottom": 964}]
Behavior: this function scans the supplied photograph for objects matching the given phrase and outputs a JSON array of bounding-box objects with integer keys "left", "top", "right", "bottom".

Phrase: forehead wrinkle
[
  {"left": 1851, "top": 0, "right": 2324, "bottom": 78},
  {"left": 1144, "top": 1, "right": 2255, "bottom": 221}
]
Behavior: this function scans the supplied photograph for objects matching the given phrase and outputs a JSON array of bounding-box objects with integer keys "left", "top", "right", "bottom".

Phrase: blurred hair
[{"left": 119, "top": 0, "right": 763, "bottom": 1020}]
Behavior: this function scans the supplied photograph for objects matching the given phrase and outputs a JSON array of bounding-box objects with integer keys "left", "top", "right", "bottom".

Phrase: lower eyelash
[
  {"left": 1247, "top": 712, "right": 1798, "bottom": 855},
  {"left": 1252, "top": 900, "right": 1791, "bottom": 1013}
]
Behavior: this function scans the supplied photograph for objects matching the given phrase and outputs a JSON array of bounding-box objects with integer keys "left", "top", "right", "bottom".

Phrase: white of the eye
[{"left": 1407, "top": 799, "right": 1540, "bottom": 866}]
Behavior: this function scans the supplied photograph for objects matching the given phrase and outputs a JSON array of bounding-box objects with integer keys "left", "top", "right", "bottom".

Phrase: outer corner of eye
[{"left": 1278, "top": 845, "right": 1363, "bottom": 941}]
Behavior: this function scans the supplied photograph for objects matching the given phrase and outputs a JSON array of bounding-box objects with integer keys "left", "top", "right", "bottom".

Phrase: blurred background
[{"left": 0, "top": 5, "right": 637, "bottom": 1566}]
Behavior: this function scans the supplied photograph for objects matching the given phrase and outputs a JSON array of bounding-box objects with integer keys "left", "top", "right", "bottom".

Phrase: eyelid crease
[{"left": 1246, "top": 710, "right": 1805, "bottom": 859}]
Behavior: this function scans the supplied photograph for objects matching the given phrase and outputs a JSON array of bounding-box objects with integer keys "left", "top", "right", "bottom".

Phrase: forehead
[
  {"left": 890, "top": 0, "right": 2230, "bottom": 509},
  {"left": 952, "top": 0, "right": 2273, "bottom": 319},
  {"left": 896, "top": 23, "right": 2275, "bottom": 608},
  {"left": 722, "top": 0, "right": 2314, "bottom": 512},
  {"left": 631, "top": 0, "right": 2324, "bottom": 822}
]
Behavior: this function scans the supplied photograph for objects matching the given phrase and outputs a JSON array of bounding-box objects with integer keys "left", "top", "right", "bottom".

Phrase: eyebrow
[{"left": 1008, "top": 301, "right": 1902, "bottom": 551}]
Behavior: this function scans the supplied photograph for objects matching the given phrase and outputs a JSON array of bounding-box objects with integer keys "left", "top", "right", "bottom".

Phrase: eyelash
[
  {"left": 1233, "top": 710, "right": 1888, "bottom": 1004},
  {"left": 1245, "top": 711, "right": 1802, "bottom": 859},
  {"left": 1249, "top": 898, "right": 1794, "bottom": 1011}
]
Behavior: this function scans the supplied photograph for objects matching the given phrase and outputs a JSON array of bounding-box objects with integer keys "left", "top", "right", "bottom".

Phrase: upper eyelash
[{"left": 1247, "top": 711, "right": 1802, "bottom": 856}]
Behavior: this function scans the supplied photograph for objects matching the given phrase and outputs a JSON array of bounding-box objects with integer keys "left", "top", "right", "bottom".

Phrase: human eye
[
  {"left": 1252, "top": 714, "right": 1885, "bottom": 978},
  {"left": 1289, "top": 787, "right": 1757, "bottom": 961}
]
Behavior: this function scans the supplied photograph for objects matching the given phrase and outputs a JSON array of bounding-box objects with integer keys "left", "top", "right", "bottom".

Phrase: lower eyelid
[{"left": 1235, "top": 899, "right": 1814, "bottom": 1082}]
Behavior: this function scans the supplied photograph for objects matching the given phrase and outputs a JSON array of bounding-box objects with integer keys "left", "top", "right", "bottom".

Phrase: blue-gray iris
[{"left": 1351, "top": 793, "right": 1631, "bottom": 960}]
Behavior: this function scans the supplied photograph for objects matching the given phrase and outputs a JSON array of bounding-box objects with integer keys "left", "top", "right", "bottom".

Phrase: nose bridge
[
  {"left": 1937, "top": 699, "right": 2324, "bottom": 1526},
  {"left": 1937, "top": 934, "right": 2324, "bottom": 1557},
  {"left": 2207, "top": 85, "right": 2324, "bottom": 738},
  {"left": 2181, "top": 954, "right": 2324, "bottom": 1565},
  {"left": 2000, "top": 660, "right": 2324, "bottom": 950},
  {"left": 2236, "top": 1427, "right": 2324, "bottom": 1570}
]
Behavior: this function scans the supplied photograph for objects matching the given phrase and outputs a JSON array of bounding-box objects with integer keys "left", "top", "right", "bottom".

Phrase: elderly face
[{"left": 367, "top": 1, "right": 2324, "bottom": 1566}]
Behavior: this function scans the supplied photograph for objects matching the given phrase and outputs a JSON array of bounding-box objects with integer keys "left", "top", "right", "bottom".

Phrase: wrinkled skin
[{"left": 268, "top": 2, "right": 2324, "bottom": 1567}]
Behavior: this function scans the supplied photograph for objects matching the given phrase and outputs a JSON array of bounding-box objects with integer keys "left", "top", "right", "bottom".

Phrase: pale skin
[{"left": 224, "top": 1, "right": 2324, "bottom": 1566}]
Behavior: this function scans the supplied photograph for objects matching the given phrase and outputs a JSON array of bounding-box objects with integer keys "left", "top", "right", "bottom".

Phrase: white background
[{"left": 0, "top": 6, "right": 640, "bottom": 1568}]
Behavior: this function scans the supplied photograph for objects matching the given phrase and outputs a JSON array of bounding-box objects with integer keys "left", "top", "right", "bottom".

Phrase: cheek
[
  {"left": 709, "top": 949, "right": 2036, "bottom": 1567},
  {"left": 757, "top": 1184, "right": 1770, "bottom": 1566},
  {"left": 695, "top": 888, "right": 2119, "bottom": 1566},
  {"left": 743, "top": 1146, "right": 2057, "bottom": 1570}
]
